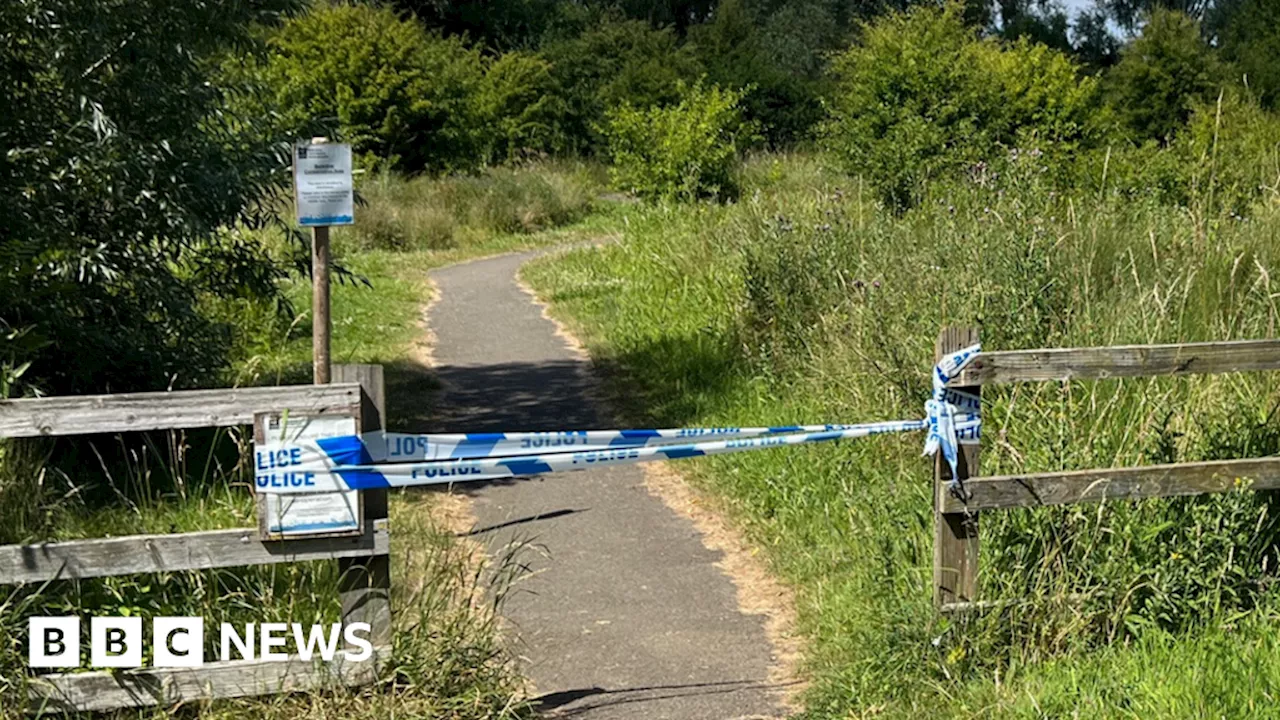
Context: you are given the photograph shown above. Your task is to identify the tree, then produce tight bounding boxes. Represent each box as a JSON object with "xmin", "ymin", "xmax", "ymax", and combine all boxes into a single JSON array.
[
  {"xmin": 822, "ymin": 3, "xmax": 1100, "ymax": 208},
  {"xmin": 1105, "ymin": 8, "xmax": 1223, "ymax": 142},
  {"xmin": 0, "ymin": 0, "xmax": 305, "ymax": 395},
  {"xmin": 691, "ymin": 0, "xmax": 824, "ymax": 145},
  {"xmin": 477, "ymin": 52, "xmax": 570, "ymax": 160},
  {"xmin": 1209, "ymin": 0, "xmax": 1280, "ymax": 109},
  {"xmin": 391, "ymin": 0, "xmax": 565, "ymax": 50},
  {"xmin": 263, "ymin": 5, "xmax": 486, "ymax": 173},
  {"xmin": 995, "ymin": 0, "xmax": 1072, "ymax": 52},
  {"xmin": 1072, "ymin": 8, "xmax": 1122, "ymax": 70},
  {"xmin": 541, "ymin": 17, "xmax": 704, "ymax": 153},
  {"xmin": 1099, "ymin": 0, "xmax": 1214, "ymax": 33}
]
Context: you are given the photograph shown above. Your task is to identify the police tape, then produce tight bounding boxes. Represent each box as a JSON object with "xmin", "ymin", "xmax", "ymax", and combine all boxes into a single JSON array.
[
  {"xmin": 369, "ymin": 423, "xmax": 939, "ymax": 464},
  {"xmin": 253, "ymin": 417, "xmax": 980, "ymax": 493},
  {"xmin": 253, "ymin": 344, "xmax": 982, "ymax": 495}
]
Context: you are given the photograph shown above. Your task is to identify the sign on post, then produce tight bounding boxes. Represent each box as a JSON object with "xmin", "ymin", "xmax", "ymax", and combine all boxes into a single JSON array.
[
  {"xmin": 293, "ymin": 141, "xmax": 354, "ymax": 227},
  {"xmin": 255, "ymin": 411, "xmax": 363, "ymax": 539},
  {"xmin": 292, "ymin": 138, "xmax": 354, "ymax": 384}
]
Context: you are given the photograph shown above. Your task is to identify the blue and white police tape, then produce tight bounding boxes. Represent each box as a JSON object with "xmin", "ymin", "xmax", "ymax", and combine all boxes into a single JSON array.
[
  {"xmin": 374, "ymin": 424, "xmax": 922, "ymax": 463},
  {"xmin": 252, "ymin": 344, "xmax": 983, "ymax": 494},
  {"xmin": 922, "ymin": 343, "xmax": 982, "ymax": 490},
  {"xmin": 253, "ymin": 418, "xmax": 983, "ymax": 493},
  {"xmin": 254, "ymin": 423, "xmax": 917, "ymax": 477}
]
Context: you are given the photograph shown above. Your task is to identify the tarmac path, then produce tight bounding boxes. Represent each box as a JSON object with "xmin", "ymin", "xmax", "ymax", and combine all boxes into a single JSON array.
[{"xmin": 422, "ymin": 250, "xmax": 785, "ymax": 719}]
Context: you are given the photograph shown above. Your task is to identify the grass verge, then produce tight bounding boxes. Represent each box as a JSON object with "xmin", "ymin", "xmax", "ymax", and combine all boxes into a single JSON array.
[
  {"xmin": 522, "ymin": 152, "xmax": 1280, "ymax": 718},
  {"xmin": 0, "ymin": 166, "xmax": 621, "ymax": 717}
]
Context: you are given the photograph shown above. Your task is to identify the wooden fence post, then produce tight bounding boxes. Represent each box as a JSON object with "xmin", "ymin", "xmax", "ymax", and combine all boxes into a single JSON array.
[
  {"xmin": 333, "ymin": 364, "xmax": 392, "ymax": 650},
  {"xmin": 934, "ymin": 327, "xmax": 981, "ymax": 609}
]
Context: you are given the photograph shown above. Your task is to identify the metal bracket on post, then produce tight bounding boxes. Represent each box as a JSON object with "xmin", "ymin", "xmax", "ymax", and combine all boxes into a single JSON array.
[{"xmin": 934, "ymin": 327, "xmax": 981, "ymax": 611}]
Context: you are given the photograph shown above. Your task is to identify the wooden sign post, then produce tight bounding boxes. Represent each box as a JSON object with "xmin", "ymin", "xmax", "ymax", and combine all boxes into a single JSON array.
[
  {"xmin": 312, "ymin": 225, "xmax": 331, "ymax": 384},
  {"xmin": 293, "ymin": 138, "xmax": 355, "ymax": 385}
]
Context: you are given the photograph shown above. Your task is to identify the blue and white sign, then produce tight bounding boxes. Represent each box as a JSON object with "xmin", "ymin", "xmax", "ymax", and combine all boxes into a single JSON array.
[
  {"xmin": 293, "ymin": 142, "xmax": 354, "ymax": 227},
  {"xmin": 255, "ymin": 412, "xmax": 362, "ymax": 537}
]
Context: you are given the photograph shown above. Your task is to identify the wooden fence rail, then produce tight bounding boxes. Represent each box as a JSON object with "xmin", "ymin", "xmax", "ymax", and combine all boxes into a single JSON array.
[
  {"xmin": 933, "ymin": 329, "xmax": 1280, "ymax": 611},
  {"xmin": 0, "ymin": 369, "xmax": 392, "ymax": 713},
  {"xmin": 0, "ymin": 383, "xmax": 362, "ymax": 438},
  {"xmin": 950, "ymin": 338, "xmax": 1280, "ymax": 386}
]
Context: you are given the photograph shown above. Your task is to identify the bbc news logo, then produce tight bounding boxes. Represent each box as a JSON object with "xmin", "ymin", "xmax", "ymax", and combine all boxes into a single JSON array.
[{"xmin": 28, "ymin": 617, "xmax": 374, "ymax": 668}]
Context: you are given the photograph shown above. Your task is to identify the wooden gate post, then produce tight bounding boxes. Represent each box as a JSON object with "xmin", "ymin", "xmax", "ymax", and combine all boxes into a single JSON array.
[
  {"xmin": 334, "ymin": 364, "xmax": 392, "ymax": 650},
  {"xmin": 934, "ymin": 327, "xmax": 981, "ymax": 609}
]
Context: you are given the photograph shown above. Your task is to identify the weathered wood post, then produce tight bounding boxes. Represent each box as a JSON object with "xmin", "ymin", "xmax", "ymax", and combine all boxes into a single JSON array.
[
  {"xmin": 312, "ymin": 225, "xmax": 331, "ymax": 384},
  {"xmin": 934, "ymin": 326, "xmax": 981, "ymax": 609},
  {"xmin": 333, "ymin": 363, "xmax": 393, "ymax": 650}
]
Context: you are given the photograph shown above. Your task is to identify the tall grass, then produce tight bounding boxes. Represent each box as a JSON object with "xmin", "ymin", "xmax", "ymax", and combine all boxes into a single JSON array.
[
  {"xmin": 523, "ymin": 152, "xmax": 1280, "ymax": 716},
  {"xmin": 342, "ymin": 160, "xmax": 606, "ymax": 252},
  {"xmin": 0, "ymin": 215, "xmax": 538, "ymax": 715},
  {"xmin": 0, "ymin": 413, "xmax": 529, "ymax": 718}
]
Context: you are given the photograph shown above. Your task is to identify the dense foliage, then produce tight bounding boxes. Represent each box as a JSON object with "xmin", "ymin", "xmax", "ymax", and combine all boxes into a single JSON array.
[
  {"xmin": 605, "ymin": 82, "xmax": 752, "ymax": 200},
  {"xmin": 1105, "ymin": 8, "xmax": 1222, "ymax": 142},
  {"xmin": 524, "ymin": 152, "xmax": 1280, "ymax": 718},
  {"xmin": 263, "ymin": 4, "xmax": 487, "ymax": 173},
  {"xmin": 822, "ymin": 5, "xmax": 1101, "ymax": 208},
  {"xmin": 0, "ymin": 0, "xmax": 304, "ymax": 395}
]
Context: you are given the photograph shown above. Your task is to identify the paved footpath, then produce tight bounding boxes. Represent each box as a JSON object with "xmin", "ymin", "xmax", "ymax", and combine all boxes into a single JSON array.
[{"xmin": 424, "ymin": 250, "xmax": 784, "ymax": 719}]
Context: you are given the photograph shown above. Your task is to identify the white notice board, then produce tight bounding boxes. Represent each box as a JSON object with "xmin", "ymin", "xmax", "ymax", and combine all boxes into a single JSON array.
[
  {"xmin": 256, "ymin": 412, "xmax": 362, "ymax": 539},
  {"xmin": 293, "ymin": 142, "xmax": 354, "ymax": 227}
]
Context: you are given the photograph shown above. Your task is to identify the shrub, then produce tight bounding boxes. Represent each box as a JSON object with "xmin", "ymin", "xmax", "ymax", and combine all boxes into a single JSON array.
[
  {"xmin": 0, "ymin": 0, "xmax": 304, "ymax": 396},
  {"xmin": 1105, "ymin": 9, "xmax": 1223, "ymax": 143},
  {"xmin": 1175, "ymin": 89, "xmax": 1280, "ymax": 214},
  {"xmin": 1212, "ymin": 0, "xmax": 1280, "ymax": 110},
  {"xmin": 821, "ymin": 3, "xmax": 1101, "ymax": 209},
  {"xmin": 340, "ymin": 161, "xmax": 604, "ymax": 251},
  {"xmin": 691, "ymin": 0, "xmax": 825, "ymax": 146},
  {"xmin": 605, "ymin": 81, "xmax": 753, "ymax": 201},
  {"xmin": 265, "ymin": 5, "xmax": 486, "ymax": 173},
  {"xmin": 541, "ymin": 17, "xmax": 704, "ymax": 154},
  {"xmin": 476, "ymin": 52, "xmax": 569, "ymax": 162},
  {"xmin": 1074, "ymin": 89, "xmax": 1280, "ymax": 213}
]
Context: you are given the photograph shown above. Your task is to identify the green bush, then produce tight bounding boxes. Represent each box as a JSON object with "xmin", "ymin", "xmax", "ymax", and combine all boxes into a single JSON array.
[
  {"xmin": 1175, "ymin": 90, "xmax": 1280, "ymax": 214},
  {"xmin": 0, "ymin": 0, "xmax": 304, "ymax": 396},
  {"xmin": 1105, "ymin": 9, "xmax": 1224, "ymax": 143},
  {"xmin": 691, "ymin": 0, "xmax": 825, "ymax": 147},
  {"xmin": 265, "ymin": 4, "xmax": 486, "ymax": 173},
  {"xmin": 821, "ymin": 3, "xmax": 1101, "ymax": 209},
  {"xmin": 1072, "ymin": 90, "xmax": 1280, "ymax": 214},
  {"xmin": 542, "ymin": 17, "xmax": 704, "ymax": 154},
  {"xmin": 476, "ymin": 51, "xmax": 569, "ymax": 162},
  {"xmin": 605, "ymin": 82, "xmax": 753, "ymax": 201},
  {"xmin": 1213, "ymin": 0, "xmax": 1280, "ymax": 110}
]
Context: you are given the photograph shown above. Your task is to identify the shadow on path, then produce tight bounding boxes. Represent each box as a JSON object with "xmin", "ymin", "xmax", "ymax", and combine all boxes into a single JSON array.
[
  {"xmin": 532, "ymin": 679, "xmax": 804, "ymax": 718},
  {"xmin": 424, "ymin": 359, "xmax": 602, "ymax": 433}
]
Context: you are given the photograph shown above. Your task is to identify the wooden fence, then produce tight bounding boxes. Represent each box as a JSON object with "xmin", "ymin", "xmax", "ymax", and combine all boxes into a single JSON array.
[
  {"xmin": 1, "ymin": 365, "xmax": 391, "ymax": 713},
  {"xmin": 933, "ymin": 329, "xmax": 1280, "ymax": 612}
]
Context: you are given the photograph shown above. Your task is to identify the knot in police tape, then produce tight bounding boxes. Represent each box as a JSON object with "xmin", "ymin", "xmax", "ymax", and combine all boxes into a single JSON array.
[
  {"xmin": 922, "ymin": 343, "xmax": 982, "ymax": 496},
  {"xmin": 252, "ymin": 346, "xmax": 982, "ymax": 495}
]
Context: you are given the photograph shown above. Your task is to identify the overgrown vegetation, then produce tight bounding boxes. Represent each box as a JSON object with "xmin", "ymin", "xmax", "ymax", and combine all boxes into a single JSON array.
[
  {"xmin": 6, "ymin": 0, "xmax": 1280, "ymax": 715},
  {"xmin": 605, "ymin": 82, "xmax": 752, "ymax": 200},
  {"xmin": 525, "ymin": 151, "xmax": 1280, "ymax": 717},
  {"xmin": 348, "ymin": 162, "xmax": 605, "ymax": 251}
]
